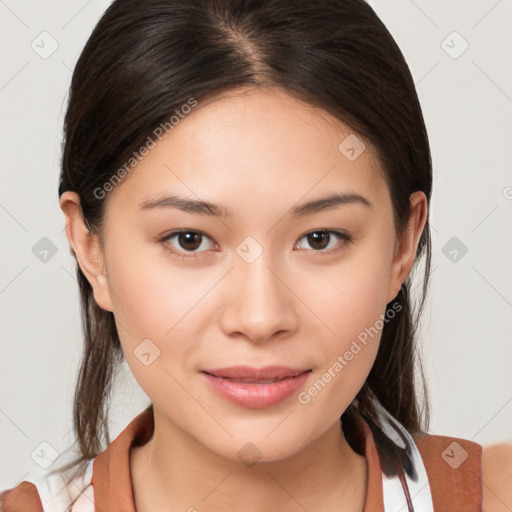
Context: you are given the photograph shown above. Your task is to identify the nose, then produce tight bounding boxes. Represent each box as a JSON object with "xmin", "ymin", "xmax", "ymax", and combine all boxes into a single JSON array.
[{"xmin": 219, "ymin": 253, "xmax": 298, "ymax": 344}]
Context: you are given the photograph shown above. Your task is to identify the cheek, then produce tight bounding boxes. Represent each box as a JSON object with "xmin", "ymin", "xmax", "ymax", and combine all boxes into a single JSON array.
[
  {"xmin": 301, "ymin": 250, "xmax": 390, "ymax": 348},
  {"xmin": 106, "ymin": 245, "xmax": 206, "ymax": 337},
  {"xmin": 297, "ymin": 284, "xmax": 384, "ymax": 418},
  {"xmin": 104, "ymin": 248, "xmax": 219, "ymax": 386},
  {"xmin": 294, "ymin": 250, "xmax": 390, "ymax": 410},
  {"xmin": 104, "ymin": 255, "xmax": 195, "ymax": 404}
]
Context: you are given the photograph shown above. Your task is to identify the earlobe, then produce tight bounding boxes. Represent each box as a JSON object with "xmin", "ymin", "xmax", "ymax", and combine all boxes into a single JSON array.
[
  {"xmin": 59, "ymin": 191, "xmax": 114, "ymax": 312},
  {"xmin": 386, "ymin": 191, "xmax": 428, "ymax": 304}
]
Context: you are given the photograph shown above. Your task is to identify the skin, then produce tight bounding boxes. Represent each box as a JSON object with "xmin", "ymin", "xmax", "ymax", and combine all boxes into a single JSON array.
[
  {"xmin": 61, "ymin": 85, "xmax": 430, "ymax": 511},
  {"xmin": 482, "ymin": 442, "xmax": 512, "ymax": 511}
]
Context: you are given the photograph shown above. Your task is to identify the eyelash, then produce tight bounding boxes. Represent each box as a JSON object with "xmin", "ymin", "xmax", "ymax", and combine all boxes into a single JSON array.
[{"xmin": 160, "ymin": 229, "xmax": 352, "ymax": 260}]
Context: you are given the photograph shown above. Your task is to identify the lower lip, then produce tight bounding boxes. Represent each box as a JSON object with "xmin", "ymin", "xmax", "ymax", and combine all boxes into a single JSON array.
[{"xmin": 202, "ymin": 371, "xmax": 311, "ymax": 408}]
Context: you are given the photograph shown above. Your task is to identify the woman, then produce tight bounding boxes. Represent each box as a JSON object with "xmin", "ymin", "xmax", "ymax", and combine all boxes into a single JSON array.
[{"xmin": 1, "ymin": 0, "xmax": 510, "ymax": 510}]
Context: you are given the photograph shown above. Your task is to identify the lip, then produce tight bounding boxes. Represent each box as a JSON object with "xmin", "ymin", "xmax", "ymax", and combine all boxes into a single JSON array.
[{"xmin": 201, "ymin": 365, "xmax": 312, "ymax": 408}]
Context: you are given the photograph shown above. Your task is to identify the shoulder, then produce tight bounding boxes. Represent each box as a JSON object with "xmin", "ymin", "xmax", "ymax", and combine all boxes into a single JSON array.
[
  {"xmin": 481, "ymin": 440, "xmax": 512, "ymax": 512},
  {"xmin": 0, "ymin": 481, "xmax": 44, "ymax": 512},
  {"xmin": 412, "ymin": 431, "xmax": 512, "ymax": 511},
  {"xmin": 412, "ymin": 430, "xmax": 483, "ymax": 510},
  {"xmin": 0, "ymin": 460, "xmax": 95, "ymax": 512}
]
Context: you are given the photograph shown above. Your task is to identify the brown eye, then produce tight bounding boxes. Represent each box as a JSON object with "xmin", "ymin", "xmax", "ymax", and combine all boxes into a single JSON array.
[
  {"xmin": 161, "ymin": 230, "xmax": 215, "ymax": 259},
  {"xmin": 306, "ymin": 231, "xmax": 330, "ymax": 250},
  {"xmin": 296, "ymin": 230, "xmax": 351, "ymax": 253},
  {"xmin": 176, "ymin": 231, "xmax": 203, "ymax": 251}
]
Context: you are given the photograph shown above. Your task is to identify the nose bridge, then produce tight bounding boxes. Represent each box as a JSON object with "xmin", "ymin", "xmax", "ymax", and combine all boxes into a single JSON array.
[{"xmin": 221, "ymin": 245, "xmax": 296, "ymax": 342}]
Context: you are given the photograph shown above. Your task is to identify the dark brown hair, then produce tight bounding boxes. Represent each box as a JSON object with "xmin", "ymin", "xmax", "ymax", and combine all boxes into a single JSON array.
[{"xmin": 54, "ymin": 0, "xmax": 432, "ymax": 501}]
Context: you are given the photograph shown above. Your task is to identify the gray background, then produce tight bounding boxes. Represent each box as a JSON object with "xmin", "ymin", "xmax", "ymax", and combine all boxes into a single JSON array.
[{"xmin": 1, "ymin": 0, "xmax": 511, "ymax": 489}]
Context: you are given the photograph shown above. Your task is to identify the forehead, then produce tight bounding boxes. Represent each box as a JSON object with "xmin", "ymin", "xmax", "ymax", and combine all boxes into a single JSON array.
[{"xmin": 105, "ymin": 86, "xmax": 387, "ymax": 215}]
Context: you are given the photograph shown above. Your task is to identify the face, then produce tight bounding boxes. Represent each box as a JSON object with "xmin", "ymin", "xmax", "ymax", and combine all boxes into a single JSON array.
[{"xmin": 65, "ymin": 86, "xmax": 423, "ymax": 463}]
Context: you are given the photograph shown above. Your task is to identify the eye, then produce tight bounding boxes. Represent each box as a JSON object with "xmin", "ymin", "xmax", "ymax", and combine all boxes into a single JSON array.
[
  {"xmin": 160, "ymin": 228, "xmax": 351, "ymax": 260},
  {"xmin": 160, "ymin": 230, "xmax": 216, "ymax": 259},
  {"xmin": 294, "ymin": 230, "xmax": 351, "ymax": 254}
]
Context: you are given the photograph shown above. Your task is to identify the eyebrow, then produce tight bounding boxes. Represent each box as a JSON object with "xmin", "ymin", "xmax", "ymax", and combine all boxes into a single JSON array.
[{"xmin": 139, "ymin": 192, "xmax": 372, "ymax": 218}]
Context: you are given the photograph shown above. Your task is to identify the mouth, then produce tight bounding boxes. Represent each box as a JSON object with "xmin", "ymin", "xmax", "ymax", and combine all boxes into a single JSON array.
[
  {"xmin": 200, "ymin": 366, "xmax": 312, "ymax": 408},
  {"xmin": 202, "ymin": 365, "xmax": 311, "ymax": 382}
]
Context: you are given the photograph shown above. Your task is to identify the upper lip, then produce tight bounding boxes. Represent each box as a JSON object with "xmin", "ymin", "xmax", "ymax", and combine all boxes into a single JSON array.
[{"xmin": 202, "ymin": 365, "xmax": 311, "ymax": 381}]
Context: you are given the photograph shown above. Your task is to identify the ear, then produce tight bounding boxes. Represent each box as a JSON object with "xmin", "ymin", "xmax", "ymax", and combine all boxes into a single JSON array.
[
  {"xmin": 60, "ymin": 191, "xmax": 114, "ymax": 312},
  {"xmin": 386, "ymin": 191, "xmax": 428, "ymax": 304}
]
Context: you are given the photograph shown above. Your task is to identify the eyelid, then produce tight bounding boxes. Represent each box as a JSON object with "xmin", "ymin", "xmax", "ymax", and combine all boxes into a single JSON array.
[
  {"xmin": 294, "ymin": 229, "xmax": 351, "ymax": 255},
  {"xmin": 159, "ymin": 228, "xmax": 352, "ymax": 259},
  {"xmin": 160, "ymin": 229, "xmax": 216, "ymax": 260}
]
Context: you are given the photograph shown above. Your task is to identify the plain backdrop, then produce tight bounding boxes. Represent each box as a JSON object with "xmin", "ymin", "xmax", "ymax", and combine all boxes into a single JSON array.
[{"xmin": 1, "ymin": 0, "xmax": 511, "ymax": 489}]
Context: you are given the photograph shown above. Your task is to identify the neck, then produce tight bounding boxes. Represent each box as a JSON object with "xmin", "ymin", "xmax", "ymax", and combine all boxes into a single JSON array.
[{"xmin": 131, "ymin": 409, "xmax": 368, "ymax": 512}]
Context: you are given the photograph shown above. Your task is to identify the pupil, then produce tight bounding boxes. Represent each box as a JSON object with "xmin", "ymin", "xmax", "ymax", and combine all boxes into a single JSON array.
[
  {"xmin": 309, "ymin": 231, "xmax": 328, "ymax": 250},
  {"xmin": 177, "ymin": 232, "xmax": 331, "ymax": 252},
  {"xmin": 179, "ymin": 232, "xmax": 201, "ymax": 250}
]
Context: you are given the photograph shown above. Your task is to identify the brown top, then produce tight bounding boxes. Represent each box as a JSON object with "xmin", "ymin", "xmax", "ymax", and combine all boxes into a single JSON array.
[{"xmin": 0, "ymin": 407, "xmax": 482, "ymax": 511}]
